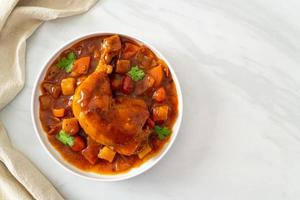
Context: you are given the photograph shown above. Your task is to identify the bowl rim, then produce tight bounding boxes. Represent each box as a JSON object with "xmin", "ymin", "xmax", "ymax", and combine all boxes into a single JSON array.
[{"xmin": 31, "ymin": 32, "xmax": 183, "ymax": 181}]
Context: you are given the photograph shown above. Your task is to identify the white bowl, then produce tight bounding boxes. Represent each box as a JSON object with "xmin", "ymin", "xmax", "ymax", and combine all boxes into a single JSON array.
[{"xmin": 31, "ymin": 32, "xmax": 183, "ymax": 181}]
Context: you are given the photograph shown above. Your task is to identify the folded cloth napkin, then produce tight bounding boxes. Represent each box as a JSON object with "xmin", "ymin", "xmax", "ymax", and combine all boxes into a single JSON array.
[{"xmin": 0, "ymin": 0, "xmax": 98, "ymax": 199}]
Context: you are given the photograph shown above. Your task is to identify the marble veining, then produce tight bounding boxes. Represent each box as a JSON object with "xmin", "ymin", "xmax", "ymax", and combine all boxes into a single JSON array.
[{"xmin": 1, "ymin": 0, "xmax": 300, "ymax": 199}]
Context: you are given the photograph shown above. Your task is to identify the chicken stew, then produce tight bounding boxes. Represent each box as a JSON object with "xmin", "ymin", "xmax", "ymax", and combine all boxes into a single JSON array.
[{"xmin": 39, "ymin": 34, "xmax": 178, "ymax": 174}]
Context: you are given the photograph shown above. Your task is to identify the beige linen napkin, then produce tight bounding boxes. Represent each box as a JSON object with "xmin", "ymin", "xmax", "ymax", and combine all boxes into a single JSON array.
[{"xmin": 0, "ymin": 0, "xmax": 98, "ymax": 199}]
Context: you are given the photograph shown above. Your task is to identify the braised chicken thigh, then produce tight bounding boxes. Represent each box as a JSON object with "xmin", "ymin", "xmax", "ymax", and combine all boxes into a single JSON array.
[{"xmin": 72, "ymin": 71, "xmax": 150, "ymax": 155}]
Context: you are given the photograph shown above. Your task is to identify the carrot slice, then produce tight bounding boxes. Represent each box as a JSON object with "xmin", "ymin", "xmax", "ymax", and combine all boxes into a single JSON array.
[
  {"xmin": 62, "ymin": 118, "xmax": 79, "ymax": 135},
  {"xmin": 52, "ymin": 108, "xmax": 65, "ymax": 117},
  {"xmin": 152, "ymin": 87, "xmax": 166, "ymax": 102},
  {"xmin": 152, "ymin": 105, "xmax": 169, "ymax": 121},
  {"xmin": 72, "ymin": 56, "xmax": 90, "ymax": 76}
]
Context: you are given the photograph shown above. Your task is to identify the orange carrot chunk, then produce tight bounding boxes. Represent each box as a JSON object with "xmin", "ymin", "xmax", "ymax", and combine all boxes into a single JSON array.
[
  {"xmin": 152, "ymin": 87, "xmax": 166, "ymax": 102},
  {"xmin": 148, "ymin": 65, "xmax": 163, "ymax": 87},
  {"xmin": 52, "ymin": 108, "xmax": 65, "ymax": 117},
  {"xmin": 62, "ymin": 118, "xmax": 79, "ymax": 135},
  {"xmin": 72, "ymin": 56, "xmax": 91, "ymax": 76},
  {"xmin": 152, "ymin": 105, "xmax": 169, "ymax": 122}
]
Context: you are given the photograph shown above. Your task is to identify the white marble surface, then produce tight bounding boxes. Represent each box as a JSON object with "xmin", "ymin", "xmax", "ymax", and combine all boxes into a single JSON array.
[{"xmin": 1, "ymin": 0, "xmax": 300, "ymax": 199}]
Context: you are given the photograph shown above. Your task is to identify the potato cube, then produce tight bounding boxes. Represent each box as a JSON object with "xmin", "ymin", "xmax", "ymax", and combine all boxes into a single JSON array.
[
  {"xmin": 152, "ymin": 105, "xmax": 169, "ymax": 121},
  {"xmin": 98, "ymin": 146, "xmax": 116, "ymax": 162},
  {"xmin": 61, "ymin": 77, "xmax": 76, "ymax": 95},
  {"xmin": 138, "ymin": 144, "xmax": 152, "ymax": 159},
  {"xmin": 62, "ymin": 118, "xmax": 79, "ymax": 135},
  {"xmin": 116, "ymin": 60, "xmax": 130, "ymax": 73}
]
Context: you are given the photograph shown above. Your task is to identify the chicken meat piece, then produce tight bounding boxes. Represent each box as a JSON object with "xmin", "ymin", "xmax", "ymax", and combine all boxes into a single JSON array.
[
  {"xmin": 97, "ymin": 34, "xmax": 122, "ymax": 72},
  {"xmin": 72, "ymin": 72, "xmax": 149, "ymax": 155},
  {"xmin": 72, "ymin": 35, "xmax": 150, "ymax": 155}
]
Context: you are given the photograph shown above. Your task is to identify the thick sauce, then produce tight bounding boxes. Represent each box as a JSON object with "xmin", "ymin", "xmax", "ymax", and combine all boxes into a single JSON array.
[{"xmin": 39, "ymin": 35, "xmax": 178, "ymax": 174}]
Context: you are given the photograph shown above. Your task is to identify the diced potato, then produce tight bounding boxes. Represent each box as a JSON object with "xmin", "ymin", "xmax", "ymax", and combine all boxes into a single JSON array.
[
  {"xmin": 62, "ymin": 118, "xmax": 79, "ymax": 135},
  {"xmin": 138, "ymin": 144, "xmax": 152, "ymax": 159},
  {"xmin": 148, "ymin": 65, "xmax": 163, "ymax": 87},
  {"xmin": 61, "ymin": 77, "xmax": 76, "ymax": 95},
  {"xmin": 152, "ymin": 105, "xmax": 169, "ymax": 121},
  {"xmin": 52, "ymin": 108, "xmax": 65, "ymax": 117},
  {"xmin": 116, "ymin": 60, "xmax": 130, "ymax": 73},
  {"xmin": 98, "ymin": 146, "xmax": 116, "ymax": 162}
]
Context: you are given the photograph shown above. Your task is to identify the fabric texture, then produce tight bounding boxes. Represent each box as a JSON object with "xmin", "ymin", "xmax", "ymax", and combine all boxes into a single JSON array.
[{"xmin": 0, "ymin": 0, "xmax": 98, "ymax": 199}]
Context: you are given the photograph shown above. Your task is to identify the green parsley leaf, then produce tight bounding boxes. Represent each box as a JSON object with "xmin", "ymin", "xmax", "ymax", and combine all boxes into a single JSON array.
[
  {"xmin": 154, "ymin": 125, "xmax": 171, "ymax": 140},
  {"xmin": 57, "ymin": 52, "xmax": 76, "ymax": 73},
  {"xmin": 67, "ymin": 51, "xmax": 76, "ymax": 60},
  {"xmin": 56, "ymin": 130, "xmax": 74, "ymax": 146},
  {"xmin": 127, "ymin": 66, "xmax": 145, "ymax": 81}
]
